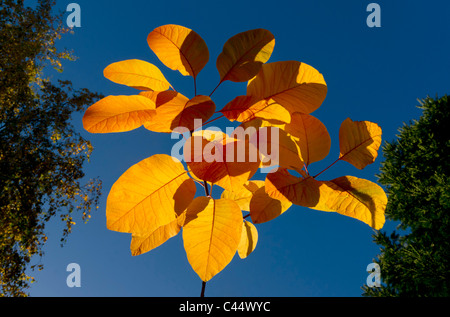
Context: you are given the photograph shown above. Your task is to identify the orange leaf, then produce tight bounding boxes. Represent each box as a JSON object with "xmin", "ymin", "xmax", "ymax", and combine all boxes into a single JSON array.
[
  {"xmin": 237, "ymin": 221, "xmax": 258, "ymax": 259},
  {"xmin": 339, "ymin": 118, "xmax": 382, "ymax": 169},
  {"xmin": 216, "ymin": 29, "xmax": 275, "ymax": 83},
  {"xmin": 249, "ymin": 185, "xmax": 292, "ymax": 224},
  {"xmin": 82, "ymin": 95, "xmax": 156, "ymax": 133},
  {"xmin": 147, "ymin": 24, "xmax": 209, "ymax": 78},
  {"xmin": 249, "ymin": 127, "xmax": 304, "ymax": 171},
  {"xmin": 182, "ymin": 197, "xmax": 243, "ymax": 282},
  {"xmin": 141, "ymin": 92, "xmax": 215, "ymax": 133},
  {"xmin": 103, "ymin": 59, "xmax": 171, "ymax": 91},
  {"xmin": 221, "ymin": 180, "xmax": 264, "ymax": 211},
  {"xmin": 265, "ymin": 168, "xmax": 321, "ymax": 207},
  {"xmin": 284, "ymin": 113, "xmax": 331, "ymax": 165},
  {"xmin": 312, "ymin": 176, "xmax": 387, "ymax": 229},
  {"xmin": 184, "ymin": 131, "xmax": 260, "ymax": 191},
  {"xmin": 106, "ymin": 154, "xmax": 196, "ymax": 236},
  {"xmin": 220, "ymin": 95, "xmax": 291, "ymax": 123},
  {"xmin": 247, "ymin": 61, "xmax": 327, "ymax": 114},
  {"xmin": 130, "ymin": 214, "xmax": 185, "ymax": 256}
]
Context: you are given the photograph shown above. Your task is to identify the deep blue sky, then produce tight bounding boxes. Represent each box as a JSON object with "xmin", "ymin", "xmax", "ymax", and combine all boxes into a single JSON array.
[{"xmin": 27, "ymin": 0, "xmax": 449, "ymax": 297}]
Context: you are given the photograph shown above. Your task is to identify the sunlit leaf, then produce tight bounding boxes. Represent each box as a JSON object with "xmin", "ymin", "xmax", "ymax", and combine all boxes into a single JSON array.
[
  {"xmin": 312, "ymin": 176, "xmax": 387, "ymax": 229},
  {"xmin": 130, "ymin": 213, "xmax": 186, "ymax": 256},
  {"xmin": 265, "ymin": 168, "xmax": 321, "ymax": 207},
  {"xmin": 183, "ymin": 197, "xmax": 243, "ymax": 282},
  {"xmin": 249, "ymin": 127, "xmax": 304, "ymax": 171},
  {"xmin": 106, "ymin": 154, "xmax": 196, "ymax": 235},
  {"xmin": 220, "ymin": 95, "xmax": 291, "ymax": 123},
  {"xmin": 249, "ymin": 185, "xmax": 292, "ymax": 224},
  {"xmin": 284, "ymin": 113, "xmax": 331, "ymax": 165},
  {"xmin": 339, "ymin": 118, "xmax": 382, "ymax": 169},
  {"xmin": 103, "ymin": 59, "xmax": 171, "ymax": 91},
  {"xmin": 184, "ymin": 131, "xmax": 260, "ymax": 191},
  {"xmin": 237, "ymin": 221, "xmax": 258, "ymax": 259},
  {"xmin": 147, "ymin": 24, "xmax": 209, "ymax": 78},
  {"xmin": 141, "ymin": 92, "xmax": 215, "ymax": 132},
  {"xmin": 221, "ymin": 180, "xmax": 264, "ymax": 211},
  {"xmin": 82, "ymin": 95, "xmax": 156, "ymax": 133},
  {"xmin": 217, "ymin": 29, "xmax": 275, "ymax": 83},
  {"xmin": 247, "ymin": 61, "xmax": 327, "ymax": 114}
]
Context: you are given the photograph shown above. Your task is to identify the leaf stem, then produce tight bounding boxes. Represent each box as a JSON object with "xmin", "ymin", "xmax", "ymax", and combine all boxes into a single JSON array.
[
  {"xmin": 202, "ymin": 114, "xmax": 225, "ymax": 127},
  {"xmin": 194, "ymin": 77, "xmax": 197, "ymax": 96},
  {"xmin": 209, "ymin": 80, "xmax": 223, "ymax": 97},
  {"xmin": 313, "ymin": 157, "xmax": 341, "ymax": 179},
  {"xmin": 203, "ymin": 180, "xmax": 210, "ymax": 196},
  {"xmin": 200, "ymin": 281, "xmax": 207, "ymax": 297}
]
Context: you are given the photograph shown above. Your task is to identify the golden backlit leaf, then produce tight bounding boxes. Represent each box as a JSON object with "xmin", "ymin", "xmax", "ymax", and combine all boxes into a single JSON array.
[
  {"xmin": 130, "ymin": 213, "xmax": 186, "ymax": 256},
  {"xmin": 221, "ymin": 180, "xmax": 264, "ymax": 211},
  {"xmin": 183, "ymin": 197, "xmax": 243, "ymax": 282},
  {"xmin": 184, "ymin": 132, "xmax": 260, "ymax": 191},
  {"xmin": 103, "ymin": 59, "xmax": 171, "ymax": 91},
  {"xmin": 237, "ymin": 221, "xmax": 258, "ymax": 259},
  {"xmin": 265, "ymin": 168, "xmax": 321, "ymax": 207},
  {"xmin": 249, "ymin": 185, "xmax": 292, "ymax": 224},
  {"xmin": 106, "ymin": 154, "xmax": 196, "ymax": 235},
  {"xmin": 284, "ymin": 113, "xmax": 331, "ymax": 165},
  {"xmin": 141, "ymin": 92, "xmax": 215, "ymax": 132},
  {"xmin": 247, "ymin": 61, "xmax": 327, "ymax": 114},
  {"xmin": 217, "ymin": 29, "xmax": 275, "ymax": 83},
  {"xmin": 312, "ymin": 176, "xmax": 387, "ymax": 229},
  {"xmin": 82, "ymin": 95, "xmax": 156, "ymax": 133},
  {"xmin": 339, "ymin": 118, "xmax": 382, "ymax": 169},
  {"xmin": 147, "ymin": 24, "xmax": 209, "ymax": 78},
  {"xmin": 220, "ymin": 95, "xmax": 291, "ymax": 123},
  {"xmin": 249, "ymin": 127, "xmax": 304, "ymax": 171}
]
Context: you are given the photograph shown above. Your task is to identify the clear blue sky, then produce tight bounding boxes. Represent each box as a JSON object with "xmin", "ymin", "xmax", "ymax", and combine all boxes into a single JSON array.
[{"xmin": 27, "ymin": 0, "xmax": 449, "ymax": 297}]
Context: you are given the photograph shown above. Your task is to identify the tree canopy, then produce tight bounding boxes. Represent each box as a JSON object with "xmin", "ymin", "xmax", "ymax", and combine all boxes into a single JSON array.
[
  {"xmin": 0, "ymin": 0, "xmax": 102, "ymax": 296},
  {"xmin": 363, "ymin": 95, "xmax": 450, "ymax": 297}
]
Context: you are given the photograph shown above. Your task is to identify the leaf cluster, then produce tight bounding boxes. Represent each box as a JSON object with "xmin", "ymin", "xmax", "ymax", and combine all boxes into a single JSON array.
[{"xmin": 83, "ymin": 25, "xmax": 387, "ymax": 289}]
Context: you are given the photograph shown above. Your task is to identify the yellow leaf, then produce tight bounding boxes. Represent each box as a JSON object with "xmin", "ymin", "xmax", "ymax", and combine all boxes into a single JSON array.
[
  {"xmin": 284, "ymin": 113, "xmax": 331, "ymax": 165},
  {"xmin": 249, "ymin": 185, "xmax": 292, "ymax": 224},
  {"xmin": 312, "ymin": 176, "xmax": 387, "ymax": 230},
  {"xmin": 103, "ymin": 59, "xmax": 171, "ymax": 91},
  {"xmin": 238, "ymin": 221, "xmax": 258, "ymax": 259},
  {"xmin": 247, "ymin": 61, "xmax": 327, "ymax": 114},
  {"xmin": 339, "ymin": 118, "xmax": 382, "ymax": 169},
  {"xmin": 106, "ymin": 154, "xmax": 196, "ymax": 235},
  {"xmin": 265, "ymin": 168, "xmax": 321, "ymax": 207},
  {"xmin": 249, "ymin": 127, "xmax": 304, "ymax": 171},
  {"xmin": 221, "ymin": 180, "xmax": 265, "ymax": 211},
  {"xmin": 82, "ymin": 95, "xmax": 156, "ymax": 133},
  {"xmin": 220, "ymin": 95, "xmax": 291, "ymax": 123},
  {"xmin": 184, "ymin": 132, "xmax": 260, "ymax": 191},
  {"xmin": 147, "ymin": 24, "xmax": 209, "ymax": 78},
  {"xmin": 217, "ymin": 29, "xmax": 275, "ymax": 83},
  {"xmin": 141, "ymin": 92, "xmax": 215, "ymax": 133},
  {"xmin": 130, "ymin": 213, "xmax": 185, "ymax": 256},
  {"xmin": 183, "ymin": 197, "xmax": 243, "ymax": 282}
]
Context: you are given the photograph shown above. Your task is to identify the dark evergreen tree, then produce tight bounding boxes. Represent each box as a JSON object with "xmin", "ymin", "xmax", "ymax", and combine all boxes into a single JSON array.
[{"xmin": 363, "ymin": 95, "xmax": 449, "ymax": 297}]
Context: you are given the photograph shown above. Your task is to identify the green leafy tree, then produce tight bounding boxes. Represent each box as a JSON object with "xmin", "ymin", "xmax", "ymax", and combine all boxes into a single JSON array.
[
  {"xmin": 363, "ymin": 95, "xmax": 450, "ymax": 297},
  {"xmin": 0, "ymin": 0, "xmax": 102, "ymax": 296}
]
